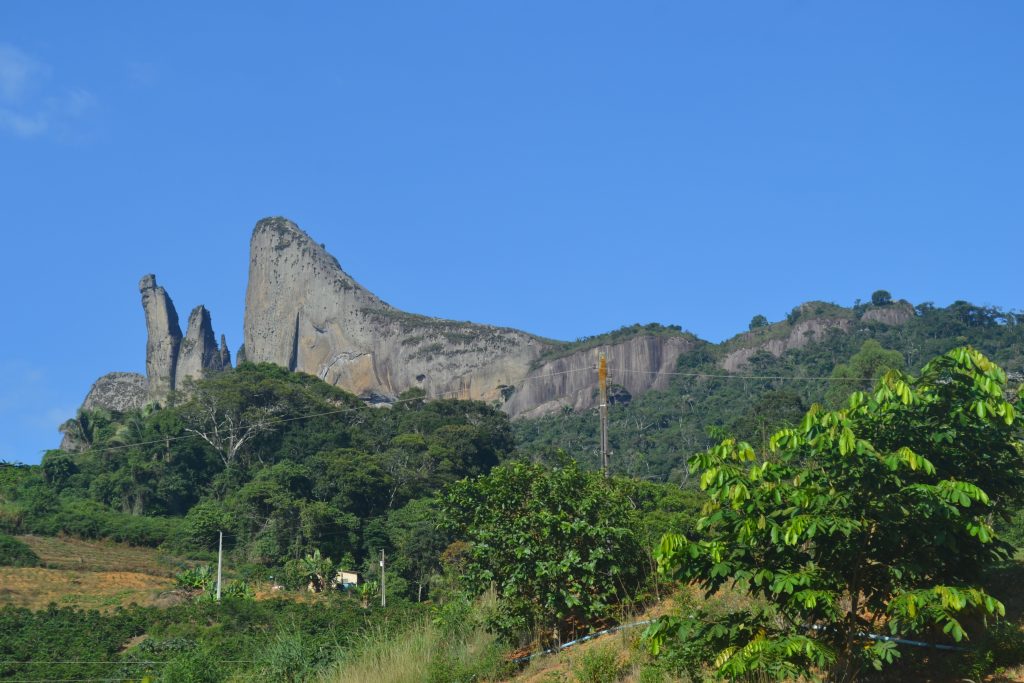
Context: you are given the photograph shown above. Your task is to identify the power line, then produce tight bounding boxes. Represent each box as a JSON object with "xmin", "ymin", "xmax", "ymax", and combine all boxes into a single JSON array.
[
  {"xmin": 1, "ymin": 679, "xmax": 140, "ymax": 682},
  {"xmin": 607, "ymin": 366, "xmax": 883, "ymax": 381},
  {"xmin": 60, "ymin": 366, "xmax": 595, "ymax": 458},
  {"xmin": 45, "ymin": 363, "xmax": 900, "ymax": 461},
  {"xmin": 0, "ymin": 660, "xmax": 256, "ymax": 666}
]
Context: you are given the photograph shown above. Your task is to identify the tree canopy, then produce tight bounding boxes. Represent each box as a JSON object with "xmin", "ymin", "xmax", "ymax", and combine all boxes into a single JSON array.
[
  {"xmin": 647, "ymin": 347, "xmax": 1024, "ymax": 682},
  {"xmin": 441, "ymin": 460, "xmax": 649, "ymax": 644}
]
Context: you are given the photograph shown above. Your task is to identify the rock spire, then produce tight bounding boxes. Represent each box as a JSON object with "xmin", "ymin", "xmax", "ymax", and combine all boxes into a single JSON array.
[
  {"xmin": 176, "ymin": 305, "xmax": 226, "ymax": 385},
  {"xmin": 138, "ymin": 275, "xmax": 229, "ymax": 402},
  {"xmin": 139, "ymin": 274, "xmax": 182, "ymax": 400}
]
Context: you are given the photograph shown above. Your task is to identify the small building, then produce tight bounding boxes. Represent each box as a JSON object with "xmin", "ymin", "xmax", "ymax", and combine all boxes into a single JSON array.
[{"xmin": 332, "ymin": 570, "xmax": 359, "ymax": 590}]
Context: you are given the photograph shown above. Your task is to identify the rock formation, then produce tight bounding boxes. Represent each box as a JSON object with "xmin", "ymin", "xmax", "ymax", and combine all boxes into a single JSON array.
[
  {"xmin": 242, "ymin": 218, "xmax": 697, "ymax": 416},
  {"xmin": 70, "ymin": 216, "xmax": 936, "ymax": 437},
  {"xmin": 81, "ymin": 372, "xmax": 148, "ymax": 413},
  {"xmin": 59, "ymin": 372, "xmax": 149, "ymax": 449},
  {"xmin": 139, "ymin": 274, "xmax": 182, "ymax": 400},
  {"xmin": 219, "ymin": 335, "xmax": 232, "ymax": 369},
  {"xmin": 176, "ymin": 305, "xmax": 227, "ymax": 385},
  {"xmin": 503, "ymin": 334, "xmax": 697, "ymax": 417},
  {"xmin": 69, "ymin": 275, "xmax": 232, "ymax": 414},
  {"xmin": 721, "ymin": 317, "xmax": 852, "ymax": 372},
  {"xmin": 861, "ymin": 301, "xmax": 915, "ymax": 326},
  {"xmin": 137, "ymin": 279, "xmax": 229, "ymax": 400},
  {"xmin": 243, "ymin": 217, "xmax": 548, "ymax": 407}
]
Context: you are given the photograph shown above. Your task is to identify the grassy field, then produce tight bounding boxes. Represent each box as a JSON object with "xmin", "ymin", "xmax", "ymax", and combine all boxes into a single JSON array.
[
  {"xmin": 0, "ymin": 535, "xmax": 326, "ymax": 612},
  {"xmin": 0, "ymin": 566, "xmax": 176, "ymax": 610},
  {"xmin": 16, "ymin": 534, "xmax": 197, "ymax": 576},
  {"xmin": 0, "ymin": 535, "xmax": 193, "ymax": 611}
]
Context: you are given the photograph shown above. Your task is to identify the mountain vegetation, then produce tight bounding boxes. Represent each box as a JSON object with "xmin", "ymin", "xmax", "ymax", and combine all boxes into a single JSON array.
[
  {"xmin": 0, "ymin": 296, "xmax": 1022, "ymax": 682},
  {"xmin": 516, "ymin": 300, "xmax": 1024, "ymax": 483}
]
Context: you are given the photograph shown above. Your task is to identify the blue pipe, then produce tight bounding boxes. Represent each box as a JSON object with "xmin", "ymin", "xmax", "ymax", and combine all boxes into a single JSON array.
[
  {"xmin": 511, "ymin": 619, "xmax": 970, "ymax": 664},
  {"xmin": 807, "ymin": 623, "xmax": 970, "ymax": 652},
  {"xmin": 511, "ymin": 620, "xmax": 652, "ymax": 663}
]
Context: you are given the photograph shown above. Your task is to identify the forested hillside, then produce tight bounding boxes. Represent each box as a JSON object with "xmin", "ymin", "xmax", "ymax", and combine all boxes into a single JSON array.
[{"xmin": 517, "ymin": 298, "xmax": 1024, "ymax": 481}]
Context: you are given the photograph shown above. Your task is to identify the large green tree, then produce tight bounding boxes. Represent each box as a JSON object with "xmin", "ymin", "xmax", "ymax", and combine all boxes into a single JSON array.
[
  {"xmin": 647, "ymin": 347, "xmax": 1024, "ymax": 682},
  {"xmin": 441, "ymin": 459, "xmax": 648, "ymax": 644}
]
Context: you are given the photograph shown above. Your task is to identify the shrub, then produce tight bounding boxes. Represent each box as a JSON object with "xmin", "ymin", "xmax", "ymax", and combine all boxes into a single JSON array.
[
  {"xmin": 442, "ymin": 461, "xmax": 649, "ymax": 644},
  {"xmin": 573, "ymin": 645, "xmax": 624, "ymax": 683},
  {"xmin": 0, "ymin": 533, "xmax": 40, "ymax": 567},
  {"xmin": 19, "ymin": 498, "xmax": 180, "ymax": 547}
]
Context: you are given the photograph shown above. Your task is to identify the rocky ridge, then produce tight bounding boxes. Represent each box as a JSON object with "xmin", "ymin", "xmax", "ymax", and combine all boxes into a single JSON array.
[
  {"xmin": 720, "ymin": 301, "xmax": 916, "ymax": 372},
  {"xmin": 242, "ymin": 218, "xmax": 696, "ymax": 416},
  {"xmin": 71, "ymin": 217, "xmax": 919, "ymax": 424}
]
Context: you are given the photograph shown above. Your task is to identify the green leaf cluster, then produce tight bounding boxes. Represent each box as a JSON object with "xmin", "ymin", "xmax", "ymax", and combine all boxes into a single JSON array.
[
  {"xmin": 649, "ymin": 347, "xmax": 1024, "ymax": 682},
  {"xmin": 441, "ymin": 460, "xmax": 649, "ymax": 644}
]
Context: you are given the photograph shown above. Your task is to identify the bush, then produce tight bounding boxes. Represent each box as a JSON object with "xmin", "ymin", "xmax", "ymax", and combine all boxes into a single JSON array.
[
  {"xmin": 174, "ymin": 500, "xmax": 229, "ymax": 551},
  {"xmin": 19, "ymin": 499, "xmax": 180, "ymax": 547},
  {"xmin": 0, "ymin": 533, "xmax": 40, "ymax": 567},
  {"xmin": 573, "ymin": 645, "xmax": 624, "ymax": 683},
  {"xmin": 871, "ymin": 289, "xmax": 893, "ymax": 306}
]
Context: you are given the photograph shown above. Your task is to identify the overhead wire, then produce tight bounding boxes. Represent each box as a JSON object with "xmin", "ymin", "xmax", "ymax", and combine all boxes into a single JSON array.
[
  {"xmin": 0, "ymin": 659, "xmax": 255, "ymax": 666},
  {"xmin": 55, "ymin": 366, "xmax": 595, "ymax": 459},
  {"xmin": 43, "ymin": 363, "xmax": 894, "ymax": 461},
  {"xmin": 606, "ymin": 366, "xmax": 884, "ymax": 381}
]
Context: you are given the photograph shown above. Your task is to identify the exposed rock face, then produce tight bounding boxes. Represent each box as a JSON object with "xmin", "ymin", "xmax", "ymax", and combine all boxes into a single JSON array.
[
  {"xmin": 504, "ymin": 335, "xmax": 697, "ymax": 418},
  {"xmin": 241, "ymin": 217, "xmax": 701, "ymax": 417},
  {"xmin": 176, "ymin": 305, "xmax": 226, "ymax": 384},
  {"xmin": 60, "ymin": 372, "xmax": 149, "ymax": 450},
  {"xmin": 81, "ymin": 372, "xmax": 149, "ymax": 412},
  {"xmin": 219, "ymin": 335, "xmax": 232, "ymax": 369},
  {"xmin": 244, "ymin": 217, "xmax": 551, "ymax": 406},
  {"xmin": 861, "ymin": 302, "xmax": 915, "ymax": 326},
  {"xmin": 139, "ymin": 274, "xmax": 182, "ymax": 400},
  {"xmin": 722, "ymin": 318, "xmax": 851, "ymax": 372}
]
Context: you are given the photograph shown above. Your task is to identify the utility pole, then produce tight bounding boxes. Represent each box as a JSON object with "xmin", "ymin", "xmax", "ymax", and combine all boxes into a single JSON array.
[
  {"xmin": 216, "ymin": 531, "xmax": 223, "ymax": 602},
  {"xmin": 380, "ymin": 549, "xmax": 386, "ymax": 608},
  {"xmin": 599, "ymin": 353, "xmax": 609, "ymax": 477}
]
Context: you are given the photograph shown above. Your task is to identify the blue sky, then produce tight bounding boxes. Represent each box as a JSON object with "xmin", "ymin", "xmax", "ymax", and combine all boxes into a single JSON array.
[{"xmin": 2, "ymin": 2, "xmax": 1022, "ymax": 464}]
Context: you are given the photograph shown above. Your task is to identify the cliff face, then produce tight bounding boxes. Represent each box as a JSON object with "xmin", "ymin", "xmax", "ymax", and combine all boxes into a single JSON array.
[
  {"xmin": 69, "ymin": 215, "xmax": 931, "ymax": 435},
  {"xmin": 243, "ymin": 217, "xmax": 550, "ymax": 405},
  {"xmin": 720, "ymin": 301, "xmax": 915, "ymax": 372},
  {"xmin": 504, "ymin": 335, "xmax": 697, "ymax": 418},
  {"xmin": 721, "ymin": 318, "xmax": 852, "ymax": 372},
  {"xmin": 241, "ymin": 218, "xmax": 701, "ymax": 416},
  {"xmin": 861, "ymin": 302, "xmax": 915, "ymax": 325}
]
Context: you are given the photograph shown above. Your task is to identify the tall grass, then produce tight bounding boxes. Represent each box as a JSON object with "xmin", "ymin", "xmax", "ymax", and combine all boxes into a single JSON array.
[
  {"xmin": 317, "ymin": 593, "xmax": 510, "ymax": 683},
  {"xmin": 317, "ymin": 619, "xmax": 441, "ymax": 683}
]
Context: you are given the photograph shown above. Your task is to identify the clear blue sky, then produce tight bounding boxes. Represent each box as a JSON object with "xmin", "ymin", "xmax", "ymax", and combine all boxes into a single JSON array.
[{"xmin": 2, "ymin": 2, "xmax": 1022, "ymax": 464}]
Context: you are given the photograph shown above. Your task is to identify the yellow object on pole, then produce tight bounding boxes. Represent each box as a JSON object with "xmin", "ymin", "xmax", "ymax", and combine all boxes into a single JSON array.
[{"xmin": 599, "ymin": 353, "xmax": 609, "ymax": 477}]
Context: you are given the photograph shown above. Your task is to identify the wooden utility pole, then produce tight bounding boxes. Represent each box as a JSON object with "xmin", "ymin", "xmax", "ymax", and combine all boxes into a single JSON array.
[{"xmin": 599, "ymin": 353, "xmax": 609, "ymax": 477}]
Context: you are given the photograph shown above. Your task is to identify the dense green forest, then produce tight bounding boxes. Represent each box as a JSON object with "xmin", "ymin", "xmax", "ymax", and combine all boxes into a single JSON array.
[{"xmin": 1, "ymin": 297, "xmax": 1023, "ymax": 682}]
